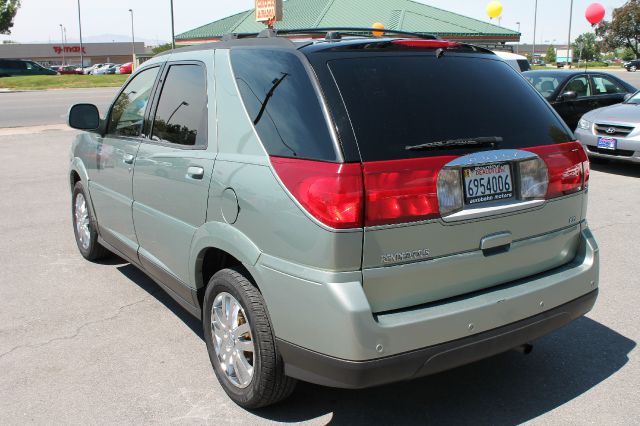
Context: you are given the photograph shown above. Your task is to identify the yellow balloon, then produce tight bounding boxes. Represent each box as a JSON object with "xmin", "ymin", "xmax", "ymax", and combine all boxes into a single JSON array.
[
  {"xmin": 486, "ymin": 1, "xmax": 503, "ymax": 19},
  {"xmin": 372, "ymin": 22, "xmax": 385, "ymax": 37}
]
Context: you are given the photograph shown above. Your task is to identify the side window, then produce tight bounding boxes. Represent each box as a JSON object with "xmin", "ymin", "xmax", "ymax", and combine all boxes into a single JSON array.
[
  {"xmin": 564, "ymin": 76, "xmax": 591, "ymax": 98},
  {"xmin": 108, "ymin": 66, "xmax": 159, "ymax": 137},
  {"xmin": 592, "ymin": 76, "xmax": 627, "ymax": 95},
  {"xmin": 25, "ymin": 62, "xmax": 33, "ymax": 70},
  {"xmin": 151, "ymin": 64, "xmax": 207, "ymax": 147},
  {"xmin": 232, "ymin": 49, "xmax": 338, "ymax": 161}
]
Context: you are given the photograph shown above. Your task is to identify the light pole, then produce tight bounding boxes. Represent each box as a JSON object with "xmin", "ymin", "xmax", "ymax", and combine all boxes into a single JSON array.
[
  {"xmin": 170, "ymin": 0, "xmax": 176, "ymax": 50},
  {"xmin": 59, "ymin": 24, "xmax": 66, "ymax": 65},
  {"xmin": 129, "ymin": 9, "xmax": 135, "ymax": 69},
  {"xmin": 516, "ymin": 21, "xmax": 521, "ymax": 54},
  {"xmin": 567, "ymin": 0, "xmax": 574, "ymax": 68},
  {"xmin": 532, "ymin": 0, "xmax": 538, "ymax": 63},
  {"xmin": 77, "ymin": 0, "xmax": 84, "ymax": 68}
]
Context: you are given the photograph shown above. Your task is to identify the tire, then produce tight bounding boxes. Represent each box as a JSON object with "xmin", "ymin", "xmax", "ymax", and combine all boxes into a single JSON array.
[
  {"xmin": 203, "ymin": 268, "xmax": 296, "ymax": 409},
  {"xmin": 72, "ymin": 181, "xmax": 110, "ymax": 261},
  {"xmin": 631, "ymin": 66, "xmax": 637, "ymax": 72}
]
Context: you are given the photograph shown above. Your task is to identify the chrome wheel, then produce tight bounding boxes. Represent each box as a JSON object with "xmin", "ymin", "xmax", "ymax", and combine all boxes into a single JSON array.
[
  {"xmin": 211, "ymin": 292, "xmax": 255, "ymax": 388},
  {"xmin": 74, "ymin": 193, "xmax": 91, "ymax": 250}
]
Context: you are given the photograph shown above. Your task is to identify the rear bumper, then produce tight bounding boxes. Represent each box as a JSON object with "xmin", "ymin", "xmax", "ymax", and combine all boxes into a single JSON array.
[
  {"xmin": 255, "ymin": 225, "xmax": 599, "ymax": 365},
  {"xmin": 278, "ymin": 289, "xmax": 597, "ymax": 389}
]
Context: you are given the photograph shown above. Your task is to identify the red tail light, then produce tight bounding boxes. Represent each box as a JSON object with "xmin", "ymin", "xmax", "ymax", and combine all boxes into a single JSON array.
[
  {"xmin": 525, "ymin": 141, "xmax": 589, "ymax": 199},
  {"xmin": 270, "ymin": 157, "xmax": 363, "ymax": 229},
  {"xmin": 363, "ymin": 157, "xmax": 456, "ymax": 226},
  {"xmin": 391, "ymin": 40, "xmax": 460, "ymax": 49}
]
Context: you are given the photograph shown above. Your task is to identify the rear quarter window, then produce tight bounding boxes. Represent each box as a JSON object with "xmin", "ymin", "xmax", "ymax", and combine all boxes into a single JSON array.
[
  {"xmin": 325, "ymin": 55, "xmax": 572, "ymax": 161},
  {"xmin": 231, "ymin": 49, "xmax": 338, "ymax": 161}
]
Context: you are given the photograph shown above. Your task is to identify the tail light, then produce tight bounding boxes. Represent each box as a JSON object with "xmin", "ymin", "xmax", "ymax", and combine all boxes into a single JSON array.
[
  {"xmin": 270, "ymin": 157, "xmax": 363, "ymax": 229},
  {"xmin": 362, "ymin": 157, "xmax": 455, "ymax": 226},
  {"xmin": 271, "ymin": 142, "xmax": 588, "ymax": 229},
  {"xmin": 525, "ymin": 142, "xmax": 589, "ymax": 199}
]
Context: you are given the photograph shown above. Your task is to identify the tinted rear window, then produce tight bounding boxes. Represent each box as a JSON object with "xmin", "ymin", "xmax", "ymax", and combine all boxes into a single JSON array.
[
  {"xmin": 232, "ymin": 49, "xmax": 338, "ymax": 161},
  {"xmin": 327, "ymin": 55, "xmax": 572, "ymax": 161},
  {"xmin": 517, "ymin": 59, "xmax": 531, "ymax": 72}
]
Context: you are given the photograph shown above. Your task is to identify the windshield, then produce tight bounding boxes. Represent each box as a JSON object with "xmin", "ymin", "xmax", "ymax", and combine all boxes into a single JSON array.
[
  {"xmin": 326, "ymin": 55, "xmax": 572, "ymax": 161},
  {"xmin": 625, "ymin": 91, "xmax": 640, "ymax": 104}
]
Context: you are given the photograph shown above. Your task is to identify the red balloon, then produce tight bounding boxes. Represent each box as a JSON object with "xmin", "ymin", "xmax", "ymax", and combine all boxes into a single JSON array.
[{"xmin": 586, "ymin": 3, "xmax": 605, "ymax": 25}]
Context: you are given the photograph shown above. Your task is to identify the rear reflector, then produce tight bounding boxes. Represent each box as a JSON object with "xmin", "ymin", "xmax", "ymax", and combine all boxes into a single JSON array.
[
  {"xmin": 270, "ymin": 157, "xmax": 363, "ymax": 229},
  {"xmin": 525, "ymin": 141, "xmax": 589, "ymax": 199},
  {"xmin": 363, "ymin": 157, "xmax": 456, "ymax": 226}
]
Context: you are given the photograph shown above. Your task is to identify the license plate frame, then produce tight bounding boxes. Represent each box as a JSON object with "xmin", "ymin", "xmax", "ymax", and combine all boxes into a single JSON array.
[
  {"xmin": 463, "ymin": 163, "xmax": 514, "ymax": 206},
  {"xmin": 597, "ymin": 137, "xmax": 617, "ymax": 150}
]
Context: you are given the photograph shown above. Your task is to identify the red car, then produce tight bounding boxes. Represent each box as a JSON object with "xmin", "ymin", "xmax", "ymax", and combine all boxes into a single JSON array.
[
  {"xmin": 58, "ymin": 65, "xmax": 82, "ymax": 75},
  {"xmin": 118, "ymin": 62, "xmax": 133, "ymax": 74}
]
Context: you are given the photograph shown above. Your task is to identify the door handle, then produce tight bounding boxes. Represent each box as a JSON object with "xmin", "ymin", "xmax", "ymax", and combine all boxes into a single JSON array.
[
  {"xmin": 480, "ymin": 231, "xmax": 512, "ymax": 251},
  {"xmin": 187, "ymin": 166, "xmax": 205, "ymax": 180},
  {"xmin": 123, "ymin": 154, "xmax": 135, "ymax": 164}
]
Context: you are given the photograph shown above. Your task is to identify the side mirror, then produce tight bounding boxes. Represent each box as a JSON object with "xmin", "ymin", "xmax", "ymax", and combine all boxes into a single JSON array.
[
  {"xmin": 68, "ymin": 103, "xmax": 100, "ymax": 131},
  {"xmin": 559, "ymin": 91, "xmax": 578, "ymax": 102},
  {"xmin": 624, "ymin": 93, "xmax": 633, "ymax": 102}
]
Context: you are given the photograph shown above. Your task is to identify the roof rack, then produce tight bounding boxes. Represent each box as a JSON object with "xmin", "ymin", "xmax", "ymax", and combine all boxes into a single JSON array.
[{"xmin": 222, "ymin": 27, "xmax": 440, "ymax": 42}]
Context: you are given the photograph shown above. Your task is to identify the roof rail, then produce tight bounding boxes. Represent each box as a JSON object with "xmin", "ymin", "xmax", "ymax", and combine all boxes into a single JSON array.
[{"xmin": 225, "ymin": 27, "xmax": 440, "ymax": 41}]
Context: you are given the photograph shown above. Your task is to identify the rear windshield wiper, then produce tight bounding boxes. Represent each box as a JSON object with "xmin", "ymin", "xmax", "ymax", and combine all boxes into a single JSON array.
[{"xmin": 405, "ymin": 136, "xmax": 503, "ymax": 151}]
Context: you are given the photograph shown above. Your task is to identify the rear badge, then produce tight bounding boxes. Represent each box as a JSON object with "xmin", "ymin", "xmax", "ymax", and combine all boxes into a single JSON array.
[{"xmin": 381, "ymin": 248, "xmax": 430, "ymax": 264}]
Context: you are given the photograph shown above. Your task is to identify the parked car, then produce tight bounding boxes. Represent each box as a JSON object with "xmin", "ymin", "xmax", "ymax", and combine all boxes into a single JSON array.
[
  {"xmin": 0, "ymin": 59, "xmax": 58, "ymax": 77},
  {"xmin": 49, "ymin": 65, "xmax": 63, "ymax": 73},
  {"xmin": 68, "ymin": 31, "xmax": 599, "ymax": 409},
  {"xmin": 82, "ymin": 64, "xmax": 101, "ymax": 75},
  {"xmin": 623, "ymin": 59, "xmax": 640, "ymax": 72},
  {"xmin": 523, "ymin": 70, "xmax": 636, "ymax": 130},
  {"xmin": 493, "ymin": 51, "xmax": 531, "ymax": 72},
  {"xmin": 118, "ymin": 62, "xmax": 133, "ymax": 74},
  {"xmin": 104, "ymin": 64, "xmax": 121, "ymax": 75},
  {"xmin": 575, "ymin": 90, "xmax": 640, "ymax": 162},
  {"xmin": 92, "ymin": 63, "xmax": 115, "ymax": 75},
  {"xmin": 58, "ymin": 65, "xmax": 82, "ymax": 75}
]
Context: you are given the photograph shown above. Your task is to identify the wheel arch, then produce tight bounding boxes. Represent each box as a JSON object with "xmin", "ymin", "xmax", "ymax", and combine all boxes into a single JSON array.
[{"xmin": 190, "ymin": 222, "xmax": 262, "ymax": 304}]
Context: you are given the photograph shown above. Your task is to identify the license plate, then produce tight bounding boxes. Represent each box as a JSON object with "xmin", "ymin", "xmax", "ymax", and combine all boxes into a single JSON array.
[
  {"xmin": 463, "ymin": 163, "xmax": 514, "ymax": 205},
  {"xmin": 597, "ymin": 137, "xmax": 617, "ymax": 150}
]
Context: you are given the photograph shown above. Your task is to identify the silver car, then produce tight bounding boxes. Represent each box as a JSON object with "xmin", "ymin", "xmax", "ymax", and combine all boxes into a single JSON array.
[{"xmin": 576, "ymin": 91, "xmax": 640, "ymax": 163}]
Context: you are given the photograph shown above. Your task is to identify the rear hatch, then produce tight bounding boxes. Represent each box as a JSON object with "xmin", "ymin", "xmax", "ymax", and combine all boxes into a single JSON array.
[{"xmin": 307, "ymin": 42, "xmax": 589, "ymax": 312}]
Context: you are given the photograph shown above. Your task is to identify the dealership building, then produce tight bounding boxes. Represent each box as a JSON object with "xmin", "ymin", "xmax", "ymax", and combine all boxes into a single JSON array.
[
  {"xmin": 0, "ymin": 42, "xmax": 150, "ymax": 67},
  {"xmin": 176, "ymin": 0, "xmax": 520, "ymax": 49}
]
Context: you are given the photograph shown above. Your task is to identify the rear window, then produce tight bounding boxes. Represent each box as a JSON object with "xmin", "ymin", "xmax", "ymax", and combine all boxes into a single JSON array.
[
  {"xmin": 231, "ymin": 49, "xmax": 338, "ymax": 161},
  {"xmin": 517, "ymin": 59, "xmax": 531, "ymax": 72},
  {"xmin": 326, "ymin": 55, "xmax": 572, "ymax": 161}
]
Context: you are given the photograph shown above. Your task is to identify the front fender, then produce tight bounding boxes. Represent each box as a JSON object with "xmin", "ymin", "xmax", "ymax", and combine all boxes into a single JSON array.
[{"xmin": 189, "ymin": 221, "xmax": 262, "ymax": 289}]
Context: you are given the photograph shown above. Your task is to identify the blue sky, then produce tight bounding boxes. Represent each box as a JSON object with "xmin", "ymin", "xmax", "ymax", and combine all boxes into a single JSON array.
[{"xmin": 0, "ymin": 0, "xmax": 628, "ymax": 45}]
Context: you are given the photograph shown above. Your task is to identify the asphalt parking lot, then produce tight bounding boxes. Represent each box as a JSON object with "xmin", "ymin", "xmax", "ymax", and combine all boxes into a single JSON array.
[{"xmin": 0, "ymin": 76, "xmax": 639, "ymax": 424}]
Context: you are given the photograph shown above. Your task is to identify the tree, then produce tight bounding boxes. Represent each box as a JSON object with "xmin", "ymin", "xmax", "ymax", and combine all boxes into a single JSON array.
[
  {"xmin": 545, "ymin": 46, "xmax": 557, "ymax": 63},
  {"xmin": 596, "ymin": 0, "xmax": 640, "ymax": 57},
  {"xmin": 0, "ymin": 0, "xmax": 20, "ymax": 34},
  {"xmin": 152, "ymin": 43, "xmax": 172, "ymax": 55},
  {"xmin": 572, "ymin": 32, "xmax": 601, "ymax": 62},
  {"xmin": 622, "ymin": 47, "xmax": 636, "ymax": 60}
]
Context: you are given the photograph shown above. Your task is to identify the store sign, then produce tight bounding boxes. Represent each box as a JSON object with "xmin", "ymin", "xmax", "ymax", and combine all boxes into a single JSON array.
[
  {"xmin": 255, "ymin": 0, "xmax": 283, "ymax": 23},
  {"xmin": 53, "ymin": 46, "xmax": 87, "ymax": 55}
]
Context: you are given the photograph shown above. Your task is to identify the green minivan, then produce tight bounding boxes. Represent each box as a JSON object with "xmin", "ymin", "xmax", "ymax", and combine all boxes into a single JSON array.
[
  {"xmin": 0, "ymin": 59, "xmax": 57, "ymax": 77},
  {"xmin": 67, "ymin": 28, "xmax": 599, "ymax": 409}
]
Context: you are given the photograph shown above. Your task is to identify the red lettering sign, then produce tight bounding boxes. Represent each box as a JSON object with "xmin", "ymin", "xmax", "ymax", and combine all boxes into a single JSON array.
[
  {"xmin": 52, "ymin": 46, "xmax": 87, "ymax": 55},
  {"xmin": 255, "ymin": 0, "xmax": 283, "ymax": 23}
]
